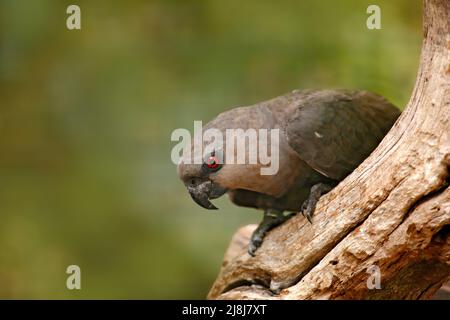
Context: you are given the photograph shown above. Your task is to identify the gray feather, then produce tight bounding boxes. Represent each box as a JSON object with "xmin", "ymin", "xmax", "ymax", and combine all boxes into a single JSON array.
[{"xmin": 281, "ymin": 90, "xmax": 400, "ymax": 180}]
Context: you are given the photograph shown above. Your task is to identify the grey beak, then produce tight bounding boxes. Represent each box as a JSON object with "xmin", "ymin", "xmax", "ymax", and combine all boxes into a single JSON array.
[
  {"xmin": 188, "ymin": 188, "xmax": 218, "ymax": 210},
  {"xmin": 187, "ymin": 181, "xmax": 227, "ymax": 210}
]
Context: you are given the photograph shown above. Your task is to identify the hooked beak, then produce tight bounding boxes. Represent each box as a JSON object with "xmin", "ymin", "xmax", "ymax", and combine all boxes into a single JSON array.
[{"xmin": 187, "ymin": 181, "xmax": 227, "ymax": 210}]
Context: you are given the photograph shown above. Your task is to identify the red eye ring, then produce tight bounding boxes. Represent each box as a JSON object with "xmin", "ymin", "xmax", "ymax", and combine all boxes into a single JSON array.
[{"xmin": 207, "ymin": 156, "xmax": 220, "ymax": 169}]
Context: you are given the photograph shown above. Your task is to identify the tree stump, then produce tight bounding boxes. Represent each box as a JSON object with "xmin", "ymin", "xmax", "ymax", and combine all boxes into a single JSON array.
[{"xmin": 208, "ymin": 0, "xmax": 450, "ymax": 300}]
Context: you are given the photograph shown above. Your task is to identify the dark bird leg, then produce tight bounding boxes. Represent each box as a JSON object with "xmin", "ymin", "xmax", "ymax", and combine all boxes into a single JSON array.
[
  {"xmin": 301, "ymin": 182, "xmax": 336, "ymax": 223},
  {"xmin": 249, "ymin": 209, "xmax": 296, "ymax": 256}
]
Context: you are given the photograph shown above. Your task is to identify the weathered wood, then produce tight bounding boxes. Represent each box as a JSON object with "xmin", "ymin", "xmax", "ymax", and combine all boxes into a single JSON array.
[{"xmin": 208, "ymin": 0, "xmax": 450, "ymax": 300}]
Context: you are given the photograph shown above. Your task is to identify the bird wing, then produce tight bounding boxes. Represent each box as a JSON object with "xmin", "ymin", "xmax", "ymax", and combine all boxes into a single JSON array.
[{"xmin": 282, "ymin": 90, "xmax": 400, "ymax": 180}]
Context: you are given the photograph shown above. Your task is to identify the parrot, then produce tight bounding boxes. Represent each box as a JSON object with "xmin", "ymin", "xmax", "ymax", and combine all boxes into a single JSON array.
[{"xmin": 177, "ymin": 89, "xmax": 400, "ymax": 256}]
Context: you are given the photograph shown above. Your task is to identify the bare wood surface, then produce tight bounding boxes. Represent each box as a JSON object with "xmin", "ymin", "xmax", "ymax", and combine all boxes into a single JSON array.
[{"xmin": 208, "ymin": 0, "xmax": 450, "ymax": 300}]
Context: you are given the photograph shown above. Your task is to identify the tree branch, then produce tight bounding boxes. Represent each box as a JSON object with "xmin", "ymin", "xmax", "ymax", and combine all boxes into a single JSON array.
[{"xmin": 208, "ymin": 0, "xmax": 450, "ymax": 300}]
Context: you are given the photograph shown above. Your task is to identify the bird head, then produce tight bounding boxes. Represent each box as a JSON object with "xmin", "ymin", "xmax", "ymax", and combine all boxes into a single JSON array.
[
  {"xmin": 176, "ymin": 107, "xmax": 293, "ymax": 210},
  {"xmin": 177, "ymin": 149, "xmax": 228, "ymax": 210}
]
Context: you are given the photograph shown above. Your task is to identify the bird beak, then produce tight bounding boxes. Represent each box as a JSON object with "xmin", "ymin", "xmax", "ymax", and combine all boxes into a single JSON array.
[
  {"xmin": 188, "ymin": 188, "xmax": 218, "ymax": 210},
  {"xmin": 187, "ymin": 181, "xmax": 227, "ymax": 210}
]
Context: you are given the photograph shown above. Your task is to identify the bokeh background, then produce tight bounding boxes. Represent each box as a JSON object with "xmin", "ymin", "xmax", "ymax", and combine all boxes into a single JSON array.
[{"xmin": 0, "ymin": 0, "xmax": 422, "ymax": 298}]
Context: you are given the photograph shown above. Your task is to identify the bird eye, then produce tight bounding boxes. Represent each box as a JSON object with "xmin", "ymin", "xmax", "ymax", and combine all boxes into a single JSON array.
[
  {"xmin": 201, "ymin": 151, "xmax": 222, "ymax": 174},
  {"xmin": 207, "ymin": 156, "xmax": 219, "ymax": 169}
]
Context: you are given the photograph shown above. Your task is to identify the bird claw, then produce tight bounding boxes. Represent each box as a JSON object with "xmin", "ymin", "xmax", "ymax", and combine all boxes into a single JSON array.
[
  {"xmin": 300, "ymin": 182, "xmax": 336, "ymax": 224},
  {"xmin": 301, "ymin": 199, "xmax": 309, "ymax": 212},
  {"xmin": 248, "ymin": 211, "xmax": 297, "ymax": 256},
  {"xmin": 300, "ymin": 199, "xmax": 313, "ymax": 223},
  {"xmin": 248, "ymin": 236, "xmax": 263, "ymax": 257},
  {"xmin": 301, "ymin": 207, "xmax": 313, "ymax": 224}
]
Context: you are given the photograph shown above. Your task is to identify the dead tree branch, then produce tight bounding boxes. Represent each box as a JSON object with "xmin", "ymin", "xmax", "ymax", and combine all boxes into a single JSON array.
[{"xmin": 208, "ymin": 0, "xmax": 450, "ymax": 300}]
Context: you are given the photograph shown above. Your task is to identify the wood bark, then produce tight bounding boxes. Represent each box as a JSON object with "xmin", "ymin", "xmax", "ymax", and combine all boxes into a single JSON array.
[{"xmin": 208, "ymin": 0, "xmax": 450, "ymax": 300}]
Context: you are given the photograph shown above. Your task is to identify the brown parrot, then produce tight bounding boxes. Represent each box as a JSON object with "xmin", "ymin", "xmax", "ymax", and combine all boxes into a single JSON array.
[{"xmin": 177, "ymin": 89, "xmax": 400, "ymax": 255}]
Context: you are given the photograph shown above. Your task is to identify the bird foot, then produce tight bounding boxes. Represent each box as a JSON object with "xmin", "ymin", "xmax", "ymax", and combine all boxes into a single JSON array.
[
  {"xmin": 300, "ymin": 182, "xmax": 335, "ymax": 224},
  {"xmin": 248, "ymin": 210, "xmax": 297, "ymax": 256}
]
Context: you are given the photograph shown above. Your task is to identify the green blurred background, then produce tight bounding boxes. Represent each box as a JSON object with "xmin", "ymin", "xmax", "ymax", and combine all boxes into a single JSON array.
[{"xmin": 0, "ymin": 0, "xmax": 421, "ymax": 298}]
